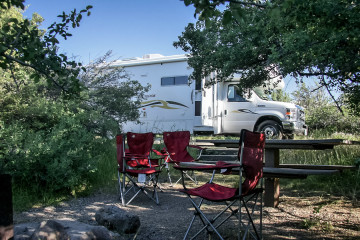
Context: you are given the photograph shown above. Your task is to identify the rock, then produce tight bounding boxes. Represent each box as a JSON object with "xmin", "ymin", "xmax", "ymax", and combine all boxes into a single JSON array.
[
  {"xmin": 95, "ymin": 206, "xmax": 140, "ymax": 234},
  {"xmin": 14, "ymin": 220, "xmax": 117, "ymax": 240},
  {"xmin": 14, "ymin": 223, "xmax": 39, "ymax": 240},
  {"xmin": 30, "ymin": 220, "xmax": 70, "ymax": 240}
]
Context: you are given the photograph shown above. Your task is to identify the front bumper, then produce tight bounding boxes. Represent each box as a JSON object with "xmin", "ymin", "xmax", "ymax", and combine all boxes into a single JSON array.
[{"xmin": 282, "ymin": 121, "xmax": 308, "ymax": 135}]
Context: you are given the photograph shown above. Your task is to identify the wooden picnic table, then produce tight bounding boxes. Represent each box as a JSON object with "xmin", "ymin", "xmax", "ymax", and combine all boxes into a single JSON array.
[{"xmin": 195, "ymin": 139, "xmax": 359, "ymax": 207}]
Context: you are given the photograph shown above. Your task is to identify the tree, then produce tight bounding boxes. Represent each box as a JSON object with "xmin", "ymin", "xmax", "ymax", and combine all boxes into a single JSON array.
[
  {"xmin": 271, "ymin": 89, "xmax": 291, "ymax": 102},
  {"xmin": 78, "ymin": 51, "xmax": 150, "ymax": 136},
  {"xmin": 0, "ymin": 5, "xmax": 150, "ymax": 196},
  {"xmin": 178, "ymin": 0, "xmax": 360, "ymax": 113},
  {"xmin": 0, "ymin": 0, "xmax": 92, "ymax": 96},
  {"xmin": 0, "ymin": 51, "xmax": 150, "ymax": 194},
  {"xmin": 292, "ymin": 83, "xmax": 360, "ymax": 134}
]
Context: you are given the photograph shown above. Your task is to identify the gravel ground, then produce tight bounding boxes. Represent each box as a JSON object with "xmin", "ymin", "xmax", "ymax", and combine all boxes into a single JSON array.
[{"xmin": 13, "ymin": 183, "xmax": 360, "ymax": 240}]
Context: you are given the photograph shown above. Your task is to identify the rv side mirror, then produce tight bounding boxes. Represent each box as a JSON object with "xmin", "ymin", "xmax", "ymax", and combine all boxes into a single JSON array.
[{"xmin": 244, "ymin": 89, "xmax": 253, "ymax": 101}]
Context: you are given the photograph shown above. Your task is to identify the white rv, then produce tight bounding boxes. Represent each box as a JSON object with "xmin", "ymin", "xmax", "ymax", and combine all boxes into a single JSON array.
[{"xmin": 114, "ymin": 54, "xmax": 307, "ymax": 139}]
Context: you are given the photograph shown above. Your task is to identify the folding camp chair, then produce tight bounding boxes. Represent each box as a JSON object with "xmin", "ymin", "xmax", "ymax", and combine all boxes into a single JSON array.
[
  {"xmin": 116, "ymin": 133, "xmax": 162, "ymax": 206},
  {"xmin": 162, "ymin": 131, "xmax": 204, "ymax": 186},
  {"xmin": 174, "ymin": 129, "xmax": 265, "ymax": 240}
]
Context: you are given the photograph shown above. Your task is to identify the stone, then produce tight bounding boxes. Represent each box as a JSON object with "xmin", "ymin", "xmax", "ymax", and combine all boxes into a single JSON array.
[
  {"xmin": 30, "ymin": 220, "xmax": 69, "ymax": 240},
  {"xmin": 95, "ymin": 206, "xmax": 140, "ymax": 234},
  {"xmin": 14, "ymin": 220, "xmax": 117, "ymax": 240}
]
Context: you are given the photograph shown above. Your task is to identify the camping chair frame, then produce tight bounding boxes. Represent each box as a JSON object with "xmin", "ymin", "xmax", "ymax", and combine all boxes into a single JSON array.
[
  {"xmin": 174, "ymin": 129, "xmax": 265, "ymax": 240},
  {"xmin": 116, "ymin": 134, "xmax": 162, "ymax": 206}
]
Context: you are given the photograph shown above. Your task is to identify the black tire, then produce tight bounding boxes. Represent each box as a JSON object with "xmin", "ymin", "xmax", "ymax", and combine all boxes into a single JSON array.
[{"xmin": 256, "ymin": 120, "xmax": 283, "ymax": 139}]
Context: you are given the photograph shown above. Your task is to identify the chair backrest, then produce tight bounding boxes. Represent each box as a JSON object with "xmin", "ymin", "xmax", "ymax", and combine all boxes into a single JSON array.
[
  {"xmin": 126, "ymin": 132, "xmax": 154, "ymax": 156},
  {"xmin": 116, "ymin": 134, "xmax": 125, "ymax": 171},
  {"xmin": 126, "ymin": 132, "xmax": 154, "ymax": 167},
  {"xmin": 163, "ymin": 131, "xmax": 194, "ymax": 162},
  {"xmin": 238, "ymin": 129, "xmax": 265, "ymax": 195}
]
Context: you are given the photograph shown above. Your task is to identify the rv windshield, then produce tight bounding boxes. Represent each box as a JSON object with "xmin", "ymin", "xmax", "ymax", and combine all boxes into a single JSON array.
[{"xmin": 253, "ymin": 87, "xmax": 271, "ymax": 101}]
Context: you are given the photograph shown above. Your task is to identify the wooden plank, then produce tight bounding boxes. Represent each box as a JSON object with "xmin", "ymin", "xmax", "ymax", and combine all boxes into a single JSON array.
[
  {"xmin": 263, "ymin": 167, "xmax": 339, "ymax": 176},
  {"xmin": 195, "ymin": 139, "xmax": 360, "ymax": 150},
  {"xmin": 279, "ymin": 164, "xmax": 357, "ymax": 171}
]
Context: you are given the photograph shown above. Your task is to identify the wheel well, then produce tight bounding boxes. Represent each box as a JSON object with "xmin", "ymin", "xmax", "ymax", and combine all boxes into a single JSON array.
[{"xmin": 254, "ymin": 116, "xmax": 282, "ymax": 132}]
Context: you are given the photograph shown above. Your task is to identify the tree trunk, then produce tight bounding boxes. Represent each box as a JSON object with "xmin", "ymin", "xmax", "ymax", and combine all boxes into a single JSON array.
[{"xmin": 0, "ymin": 174, "xmax": 13, "ymax": 240}]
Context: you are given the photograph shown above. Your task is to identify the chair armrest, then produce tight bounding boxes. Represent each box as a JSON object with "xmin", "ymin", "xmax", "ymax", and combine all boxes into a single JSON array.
[
  {"xmin": 188, "ymin": 145, "xmax": 206, "ymax": 160},
  {"xmin": 188, "ymin": 145, "xmax": 205, "ymax": 150}
]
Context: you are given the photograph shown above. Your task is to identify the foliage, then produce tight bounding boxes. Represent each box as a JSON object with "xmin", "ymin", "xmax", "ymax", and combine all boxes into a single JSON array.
[
  {"xmin": 292, "ymin": 83, "xmax": 360, "ymax": 134},
  {"xmin": 271, "ymin": 89, "xmax": 291, "ymax": 102},
  {"xmin": 0, "ymin": 1, "xmax": 150, "ymax": 207},
  {"xmin": 179, "ymin": 0, "xmax": 360, "ymax": 114},
  {"xmin": 0, "ymin": 89, "xmax": 98, "ymax": 194},
  {"xmin": 0, "ymin": 1, "xmax": 92, "ymax": 96},
  {"xmin": 78, "ymin": 51, "xmax": 150, "ymax": 136},
  {"xmin": 0, "ymin": 50, "xmax": 149, "ymax": 195}
]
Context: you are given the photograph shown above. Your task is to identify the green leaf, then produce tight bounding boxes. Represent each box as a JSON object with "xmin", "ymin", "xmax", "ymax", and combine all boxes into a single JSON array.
[
  {"xmin": 184, "ymin": 0, "xmax": 192, "ymax": 6},
  {"xmin": 222, "ymin": 11, "xmax": 232, "ymax": 25}
]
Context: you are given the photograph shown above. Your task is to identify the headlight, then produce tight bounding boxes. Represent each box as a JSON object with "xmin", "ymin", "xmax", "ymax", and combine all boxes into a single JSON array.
[{"xmin": 286, "ymin": 108, "xmax": 297, "ymax": 120}]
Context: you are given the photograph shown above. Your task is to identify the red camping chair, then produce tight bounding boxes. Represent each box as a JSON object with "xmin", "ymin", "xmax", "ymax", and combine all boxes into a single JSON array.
[
  {"xmin": 162, "ymin": 131, "xmax": 204, "ymax": 185},
  {"xmin": 116, "ymin": 133, "xmax": 162, "ymax": 206},
  {"xmin": 174, "ymin": 129, "xmax": 265, "ymax": 240}
]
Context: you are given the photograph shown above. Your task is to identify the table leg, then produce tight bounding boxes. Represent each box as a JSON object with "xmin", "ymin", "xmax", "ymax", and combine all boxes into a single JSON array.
[{"xmin": 264, "ymin": 149, "xmax": 280, "ymax": 207}]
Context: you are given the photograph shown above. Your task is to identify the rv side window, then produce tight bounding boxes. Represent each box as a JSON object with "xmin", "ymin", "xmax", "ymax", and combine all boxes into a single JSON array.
[
  {"xmin": 227, "ymin": 85, "xmax": 246, "ymax": 102},
  {"xmin": 161, "ymin": 77, "xmax": 175, "ymax": 86},
  {"xmin": 161, "ymin": 76, "xmax": 188, "ymax": 86},
  {"xmin": 175, "ymin": 76, "xmax": 188, "ymax": 85}
]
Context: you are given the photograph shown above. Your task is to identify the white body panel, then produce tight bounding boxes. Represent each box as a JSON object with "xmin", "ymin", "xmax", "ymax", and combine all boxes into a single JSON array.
[{"xmin": 118, "ymin": 55, "xmax": 195, "ymax": 133}]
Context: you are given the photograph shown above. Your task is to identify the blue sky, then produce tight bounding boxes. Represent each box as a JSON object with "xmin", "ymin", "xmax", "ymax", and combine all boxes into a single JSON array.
[
  {"xmin": 23, "ymin": 0, "xmax": 197, "ymax": 63},
  {"xmin": 22, "ymin": 0, "xmax": 312, "ymax": 94}
]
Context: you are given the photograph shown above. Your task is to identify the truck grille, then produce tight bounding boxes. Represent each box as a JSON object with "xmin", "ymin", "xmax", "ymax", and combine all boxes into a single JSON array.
[{"xmin": 298, "ymin": 109, "xmax": 305, "ymax": 122}]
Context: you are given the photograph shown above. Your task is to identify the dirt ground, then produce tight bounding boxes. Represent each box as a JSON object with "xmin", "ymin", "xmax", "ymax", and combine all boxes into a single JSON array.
[{"xmin": 14, "ymin": 182, "xmax": 360, "ymax": 240}]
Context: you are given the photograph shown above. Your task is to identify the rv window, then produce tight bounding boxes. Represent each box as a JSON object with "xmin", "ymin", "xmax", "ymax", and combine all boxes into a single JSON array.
[
  {"xmin": 161, "ymin": 77, "xmax": 175, "ymax": 85},
  {"xmin": 175, "ymin": 76, "xmax": 188, "ymax": 85},
  {"xmin": 227, "ymin": 85, "xmax": 246, "ymax": 102},
  {"xmin": 161, "ymin": 76, "xmax": 188, "ymax": 86}
]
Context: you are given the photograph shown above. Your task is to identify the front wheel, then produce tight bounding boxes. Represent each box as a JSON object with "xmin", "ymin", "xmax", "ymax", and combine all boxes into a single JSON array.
[{"xmin": 256, "ymin": 120, "xmax": 283, "ymax": 139}]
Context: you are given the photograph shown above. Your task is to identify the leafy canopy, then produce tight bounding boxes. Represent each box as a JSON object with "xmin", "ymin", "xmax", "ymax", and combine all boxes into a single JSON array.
[
  {"xmin": 0, "ymin": 0, "xmax": 92, "ymax": 96},
  {"xmin": 178, "ymin": 0, "xmax": 360, "ymax": 113}
]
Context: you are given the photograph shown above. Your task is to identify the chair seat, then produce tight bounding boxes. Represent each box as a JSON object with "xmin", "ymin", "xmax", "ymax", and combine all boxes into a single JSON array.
[{"xmin": 180, "ymin": 183, "xmax": 238, "ymax": 202}]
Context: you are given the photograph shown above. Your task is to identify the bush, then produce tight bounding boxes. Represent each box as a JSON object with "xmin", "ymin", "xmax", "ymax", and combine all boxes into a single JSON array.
[{"xmin": 0, "ymin": 111, "xmax": 102, "ymax": 194}]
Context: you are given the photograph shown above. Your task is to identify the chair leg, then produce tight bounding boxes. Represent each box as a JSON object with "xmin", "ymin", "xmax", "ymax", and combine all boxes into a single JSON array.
[
  {"xmin": 118, "ymin": 171, "xmax": 125, "ymax": 206},
  {"xmin": 239, "ymin": 192, "xmax": 262, "ymax": 240},
  {"xmin": 167, "ymin": 168, "xmax": 173, "ymax": 186},
  {"xmin": 175, "ymin": 170, "xmax": 197, "ymax": 185},
  {"xmin": 184, "ymin": 196, "xmax": 225, "ymax": 240}
]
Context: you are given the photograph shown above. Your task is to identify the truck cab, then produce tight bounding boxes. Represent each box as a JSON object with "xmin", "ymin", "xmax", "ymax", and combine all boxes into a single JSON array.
[{"xmin": 201, "ymin": 82, "xmax": 308, "ymax": 139}]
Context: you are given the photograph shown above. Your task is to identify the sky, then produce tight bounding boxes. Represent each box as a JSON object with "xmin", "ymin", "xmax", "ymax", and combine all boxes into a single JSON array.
[
  {"xmin": 23, "ymin": 0, "xmax": 197, "ymax": 63},
  {"xmin": 22, "ymin": 0, "xmax": 311, "ymax": 95}
]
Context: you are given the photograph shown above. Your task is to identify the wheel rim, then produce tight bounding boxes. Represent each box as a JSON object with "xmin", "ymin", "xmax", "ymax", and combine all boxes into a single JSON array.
[{"xmin": 263, "ymin": 126, "xmax": 278, "ymax": 139}]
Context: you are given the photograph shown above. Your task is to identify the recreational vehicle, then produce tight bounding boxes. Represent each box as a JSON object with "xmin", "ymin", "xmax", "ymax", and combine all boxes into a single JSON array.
[{"xmin": 114, "ymin": 54, "xmax": 307, "ymax": 139}]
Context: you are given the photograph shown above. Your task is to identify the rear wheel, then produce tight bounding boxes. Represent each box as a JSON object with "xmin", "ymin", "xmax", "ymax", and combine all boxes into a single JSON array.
[{"xmin": 256, "ymin": 120, "xmax": 283, "ymax": 139}]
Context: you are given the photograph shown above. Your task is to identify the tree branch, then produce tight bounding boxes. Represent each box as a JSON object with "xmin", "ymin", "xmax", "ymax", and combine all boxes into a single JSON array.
[
  {"xmin": 1, "ymin": 52, "xmax": 67, "ymax": 92},
  {"xmin": 229, "ymin": 0, "xmax": 267, "ymax": 8},
  {"xmin": 320, "ymin": 75, "xmax": 344, "ymax": 116}
]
